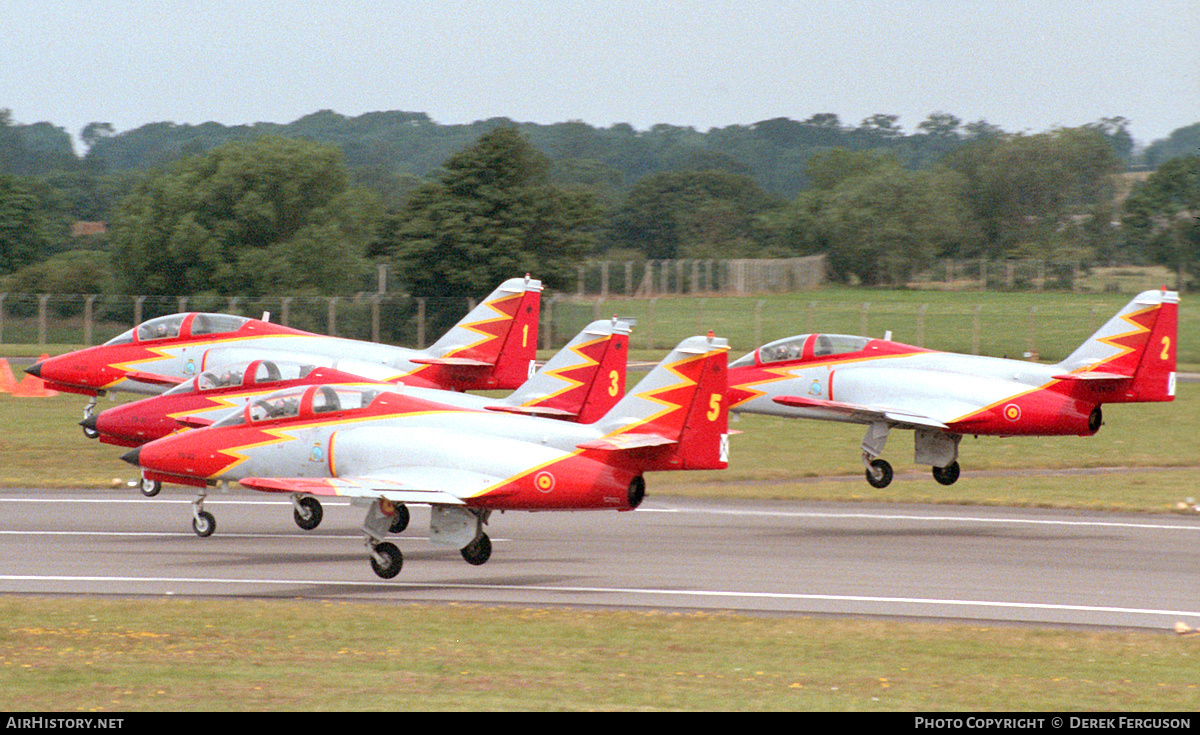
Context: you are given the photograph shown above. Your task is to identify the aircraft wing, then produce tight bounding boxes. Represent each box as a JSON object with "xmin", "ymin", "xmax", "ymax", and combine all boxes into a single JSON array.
[
  {"xmin": 771, "ymin": 394, "xmax": 948, "ymax": 430},
  {"xmin": 238, "ymin": 465, "xmax": 509, "ymax": 505}
]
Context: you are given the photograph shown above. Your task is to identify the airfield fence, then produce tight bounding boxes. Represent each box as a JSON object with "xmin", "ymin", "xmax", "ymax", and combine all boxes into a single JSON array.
[{"xmin": 1, "ymin": 287, "xmax": 1195, "ymax": 366}]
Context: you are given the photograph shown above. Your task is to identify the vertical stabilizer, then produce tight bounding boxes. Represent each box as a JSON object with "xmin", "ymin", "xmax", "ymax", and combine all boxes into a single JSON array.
[
  {"xmin": 594, "ymin": 334, "xmax": 730, "ymax": 470},
  {"xmin": 421, "ymin": 276, "xmax": 543, "ymax": 390},
  {"xmin": 1057, "ymin": 289, "xmax": 1178, "ymax": 402},
  {"xmin": 500, "ymin": 318, "xmax": 632, "ymax": 423}
]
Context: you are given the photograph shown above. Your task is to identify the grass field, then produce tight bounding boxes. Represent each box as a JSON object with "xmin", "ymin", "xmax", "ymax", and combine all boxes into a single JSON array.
[
  {"xmin": 1, "ymin": 598, "xmax": 1197, "ymax": 711},
  {"xmin": 1, "ymin": 285, "xmax": 1197, "ymax": 712}
]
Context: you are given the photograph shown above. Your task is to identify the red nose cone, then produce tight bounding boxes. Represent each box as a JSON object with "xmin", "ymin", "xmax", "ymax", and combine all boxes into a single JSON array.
[
  {"xmin": 92, "ymin": 404, "xmax": 178, "ymax": 447},
  {"xmin": 131, "ymin": 433, "xmax": 233, "ymax": 484}
]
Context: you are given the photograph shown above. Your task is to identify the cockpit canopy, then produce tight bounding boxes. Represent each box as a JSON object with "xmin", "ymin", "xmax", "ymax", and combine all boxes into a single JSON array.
[
  {"xmin": 104, "ymin": 313, "xmax": 252, "ymax": 346},
  {"xmin": 211, "ymin": 384, "xmax": 403, "ymax": 428},
  {"xmin": 730, "ymin": 333, "xmax": 873, "ymax": 368},
  {"xmin": 162, "ymin": 360, "xmax": 319, "ymax": 396}
]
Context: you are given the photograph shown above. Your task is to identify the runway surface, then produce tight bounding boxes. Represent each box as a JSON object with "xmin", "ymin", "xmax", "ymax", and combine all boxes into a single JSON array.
[{"xmin": 1, "ymin": 487, "xmax": 1198, "ymax": 631}]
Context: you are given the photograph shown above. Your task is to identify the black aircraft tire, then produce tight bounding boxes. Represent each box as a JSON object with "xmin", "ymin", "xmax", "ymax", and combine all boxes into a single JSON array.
[
  {"xmin": 388, "ymin": 504, "xmax": 410, "ymax": 534},
  {"xmin": 293, "ymin": 496, "xmax": 323, "ymax": 530},
  {"xmin": 461, "ymin": 533, "xmax": 492, "ymax": 566},
  {"xmin": 192, "ymin": 510, "xmax": 216, "ymax": 538},
  {"xmin": 865, "ymin": 458, "xmax": 893, "ymax": 489},
  {"xmin": 370, "ymin": 541, "xmax": 403, "ymax": 579},
  {"xmin": 932, "ymin": 461, "xmax": 961, "ymax": 486}
]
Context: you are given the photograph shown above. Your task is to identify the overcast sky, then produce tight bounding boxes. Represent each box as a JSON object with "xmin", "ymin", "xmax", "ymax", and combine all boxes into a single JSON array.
[{"xmin": 3, "ymin": 0, "xmax": 1198, "ymax": 152}]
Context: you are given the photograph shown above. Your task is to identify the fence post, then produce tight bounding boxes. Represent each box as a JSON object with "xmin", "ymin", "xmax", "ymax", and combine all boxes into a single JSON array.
[
  {"xmin": 371, "ymin": 294, "xmax": 381, "ymax": 343},
  {"xmin": 416, "ymin": 298, "xmax": 426, "ymax": 349},
  {"xmin": 917, "ymin": 304, "xmax": 928, "ymax": 347},
  {"xmin": 37, "ymin": 294, "xmax": 48, "ymax": 345},
  {"xmin": 327, "ymin": 297, "xmax": 337, "ymax": 336},
  {"xmin": 860, "ymin": 302, "xmax": 871, "ymax": 336},
  {"xmin": 281, "ymin": 297, "xmax": 292, "ymax": 327},
  {"xmin": 1026, "ymin": 305, "xmax": 1038, "ymax": 359},
  {"xmin": 84, "ymin": 295, "xmax": 96, "ymax": 346},
  {"xmin": 754, "ymin": 299, "xmax": 764, "ymax": 348},
  {"xmin": 972, "ymin": 305, "xmax": 982, "ymax": 355},
  {"xmin": 0, "ymin": 293, "xmax": 5, "ymax": 345}
]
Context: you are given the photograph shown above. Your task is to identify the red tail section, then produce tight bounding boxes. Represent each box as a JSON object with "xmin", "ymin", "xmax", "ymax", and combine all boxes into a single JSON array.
[
  {"xmin": 484, "ymin": 284, "xmax": 542, "ymax": 390},
  {"xmin": 1127, "ymin": 293, "xmax": 1177, "ymax": 402},
  {"xmin": 591, "ymin": 335, "xmax": 730, "ymax": 471}
]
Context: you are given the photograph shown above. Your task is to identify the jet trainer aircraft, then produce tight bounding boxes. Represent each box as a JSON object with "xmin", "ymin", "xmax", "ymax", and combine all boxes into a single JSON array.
[
  {"xmin": 727, "ymin": 289, "xmax": 1178, "ymax": 488},
  {"xmin": 86, "ymin": 318, "xmax": 632, "ymax": 502},
  {"xmin": 26, "ymin": 276, "xmax": 543, "ymax": 430},
  {"xmin": 123, "ymin": 334, "xmax": 730, "ymax": 578}
]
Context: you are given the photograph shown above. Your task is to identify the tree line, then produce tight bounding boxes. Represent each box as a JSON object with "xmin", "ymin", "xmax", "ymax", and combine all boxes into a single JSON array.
[{"xmin": 0, "ymin": 108, "xmax": 1197, "ymax": 300}]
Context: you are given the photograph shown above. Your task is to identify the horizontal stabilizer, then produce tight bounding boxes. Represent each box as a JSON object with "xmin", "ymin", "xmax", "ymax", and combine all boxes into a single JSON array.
[
  {"xmin": 123, "ymin": 370, "xmax": 186, "ymax": 386},
  {"xmin": 409, "ymin": 356, "xmax": 493, "ymax": 368},
  {"xmin": 486, "ymin": 404, "xmax": 577, "ymax": 418},
  {"xmin": 577, "ymin": 433, "xmax": 678, "ymax": 451},
  {"xmin": 1052, "ymin": 371, "xmax": 1132, "ymax": 382}
]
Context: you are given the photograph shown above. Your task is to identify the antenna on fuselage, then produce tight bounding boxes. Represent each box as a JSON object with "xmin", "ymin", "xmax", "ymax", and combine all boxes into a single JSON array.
[{"xmin": 261, "ymin": 311, "xmax": 271, "ymax": 322}]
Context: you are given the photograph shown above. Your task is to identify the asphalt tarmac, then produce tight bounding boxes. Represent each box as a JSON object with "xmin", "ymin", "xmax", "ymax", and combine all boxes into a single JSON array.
[{"xmin": 1, "ymin": 487, "xmax": 1197, "ymax": 631}]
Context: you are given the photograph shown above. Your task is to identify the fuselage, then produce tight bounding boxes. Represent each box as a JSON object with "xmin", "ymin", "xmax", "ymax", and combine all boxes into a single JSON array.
[
  {"xmin": 728, "ymin": 334, "xmax": 1108, "ymax": 436},
  {"xmin": 30, "ymin": 312, "xmax": 521, "ymax": 397},
  {"xmin": 130, "ymin": 384, "xmax": 648, "ymax": 510}
]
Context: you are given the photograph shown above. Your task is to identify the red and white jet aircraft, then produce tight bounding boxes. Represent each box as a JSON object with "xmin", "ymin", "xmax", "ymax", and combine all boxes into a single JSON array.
[
  {"xmin": 123, "ymin": 334, "xmax": 730, "ymax": 578},
  {"xmin": 26, "ymin": 277, "xmax": 543, "ymax": 429},
  {"xmin": 87, "ymin": 318, "xmax": 631, "ymax": 501},
  {"xmin": 727, "ymin": 289, "xmax": 1178, "ymax": 488}
]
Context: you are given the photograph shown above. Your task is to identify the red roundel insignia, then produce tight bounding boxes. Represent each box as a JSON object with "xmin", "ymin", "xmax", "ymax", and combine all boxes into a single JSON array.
[
  {"xmin": 534, "ymin": 471, "xmax": 555, "ymax": 493},
  {"xmin": 1003, "ymin": 404, "xmax": 1022, "ymax": 422}
]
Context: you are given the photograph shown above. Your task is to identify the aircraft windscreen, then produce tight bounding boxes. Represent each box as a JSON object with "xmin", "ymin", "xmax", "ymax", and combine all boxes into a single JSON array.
[{"xmin": 103, "ymin": 329, "xmax": 135, "ymax": 346}]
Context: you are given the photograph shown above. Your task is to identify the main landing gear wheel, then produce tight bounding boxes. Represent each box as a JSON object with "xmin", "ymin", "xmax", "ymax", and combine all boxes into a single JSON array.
[
  {"xmin": 369, "ymin": 541, "xmax": 403, "ymax": 579},
  {"xmin": 293, "ymin": 496, "xmax": 323, "ymax": 530},
  {"xmin": 388, "ymin": 504, "xmax": 410, "ymax": 534},
  {"xmin": 140, "ymin": 477, "xmax": 162, "ymax": 497},
  {"xmin": 865, "ymin": 458, "xmax": 893, "ymax": 489},
  {"xmin": 192, "ymin": 510, "xmax": 216, "ymax": 538},
  {"xmin": 932, "ymin": 461, "xmax": 961, "ymax": 486},
  {"xmin": 460, "ymin": 533, "xmax": 492, "ymax": 566}
]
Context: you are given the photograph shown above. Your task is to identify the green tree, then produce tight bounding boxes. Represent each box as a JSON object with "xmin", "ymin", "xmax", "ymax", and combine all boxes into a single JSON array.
[
  {"xmin": 384, "ymin": 127, "xmax": 600, "ymax": 296},
  {"xmin": 604, "ymin": 169, "xmax": 782, "ymax": 260},
  {"xmin": 945, "ymin": 127, "xmax": 1121, "ymax": 259},
  {"xmin": 108, "ymin": 136, "xmax": 378, "ymax": 296},
  {"xmin": 1123, "ymin": 155, "xmax": 1200, "ymax": 290},
  {"xmin": 813, "ymin": 163, "xmax": 979, "ymax": 286},
  {"xmin": 0, "ymin": 174, "xmax": 68, "ymax": 275}
]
